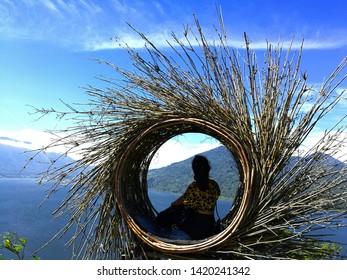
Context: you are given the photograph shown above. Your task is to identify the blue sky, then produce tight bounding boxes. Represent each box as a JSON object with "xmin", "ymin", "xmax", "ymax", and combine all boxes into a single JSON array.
[{"xmin": 1, "ymin": 0, "xmax": 347, "ymax": 167}]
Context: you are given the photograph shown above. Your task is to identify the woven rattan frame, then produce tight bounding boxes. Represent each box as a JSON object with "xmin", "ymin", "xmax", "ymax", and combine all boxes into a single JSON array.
[
  {"xmin": 30, "ymin": 16, "xmax": 347, "ymax": 259},
  {"xmin": 113, "ymin": 118, "xmax": 253, "ymax": 253}
]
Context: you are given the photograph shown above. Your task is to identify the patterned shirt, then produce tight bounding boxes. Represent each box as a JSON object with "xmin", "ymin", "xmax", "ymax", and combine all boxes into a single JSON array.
[{"xmin": 182, "ymin": 180, "xmax": 220, "ymax": 211}]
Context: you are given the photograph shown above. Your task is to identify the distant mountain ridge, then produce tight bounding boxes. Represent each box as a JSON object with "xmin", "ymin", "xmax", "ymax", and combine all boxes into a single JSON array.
[
  {"xmin": 0, "ymin": 142, "xmax": 241, "ymax": 197},
  {"xmin": 0, "ymin": 144, "xmax": 74, "ymax": 178},
  {"xmin": 1, "ymin": 143, "xmax": 346, "ymax": 201},
  {"xmin": 148, "ymin": 146, "xmax": 347, "ymax": 199}
]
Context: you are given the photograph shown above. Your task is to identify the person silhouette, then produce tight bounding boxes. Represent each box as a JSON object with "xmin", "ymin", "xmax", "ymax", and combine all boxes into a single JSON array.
[{"xmin": 155, "ymin": 155, "xmax": 220, "ymax": 239}]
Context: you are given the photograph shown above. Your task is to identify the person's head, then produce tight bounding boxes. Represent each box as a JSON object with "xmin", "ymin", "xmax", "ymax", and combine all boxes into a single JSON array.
[
  {"xmin": 192, "ymin": 155, "xmax": 210, "ymax": 188},
  {"xmin": 192, "ymin": 155, "xmax": 210, "ymax": 175}
]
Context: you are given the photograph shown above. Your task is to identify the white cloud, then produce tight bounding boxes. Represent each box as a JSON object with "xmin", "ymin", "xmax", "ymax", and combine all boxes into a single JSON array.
[
  {"xmin": 82, "ymin": 30, "xmax": 347, "ymax": 52},
  {"xmin": 1, "ymin": 1, "xmax": 347, "ymax": 51},
  {"xmin": 40, "ymin": 0, "xmax": 58, "ymax": 11},
  {"xmin": 149, "ymin": 125, "xmax": 347, "ymax": 170},
  {"xmin": 0, "ymin": 129, "xmax": 51, "ymax": 149},
  {"xmin": 0, "ymin": 129, "xmax": 82, "ymax": 160},
  {"xmin": 298, "ymin": 129, "xmax": 347, "ymax": 162},
  {"xmin": 111, "ymin": 0, "xmax": 139, "ymax": 15},
  {"xmin": 149, "ymin": 135, "xmax": 221, "ymax": 169},
  {"xmin": 245, "ymin": 39, "xmax": 346, "ymax": 50},
  {"xmin": 0, "ymin": 129, "xmax": 221, "ymax": 168},
  {"xmin": 2, "ymin": 127, "xmax": 345, "ymax": 170}
]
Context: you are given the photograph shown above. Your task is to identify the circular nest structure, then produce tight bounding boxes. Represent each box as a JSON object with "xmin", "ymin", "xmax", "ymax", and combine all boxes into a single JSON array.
[
  {"xmin": 113, "ymin": 118, "xmax": 253, "ymax": 253},
  {"xmin": 33, "ymin": 16, "xmax": 347, "ymax": 259}
]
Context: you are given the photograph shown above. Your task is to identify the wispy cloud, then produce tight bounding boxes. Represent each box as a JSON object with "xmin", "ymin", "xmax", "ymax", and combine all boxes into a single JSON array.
[
  {"xmin": 1, "ymin": 0, "xmax": 107, "ymax": 47},
  {"xmin": 40, "ymin": 0, "xmax": 59, "ymax": 11},
  {"xmin": 149, "ymin": 134, "xmax": 221, "ymax": 169},
  {"xmin": 0, "ymin": 129, "xmax": 220, "ymax": 167},
  {"xmin": 0, "ymin": 129, "xmax": 83, "ymax": 160},
  {"xmin": 0, "ymin": 129, "xmax": 58, "ymax": 150},
  {"xmin": 299, "ymin": 129, "xmax": 347, "ymax": 162},
  {"xmin": 0, "ymin": 0, "xmax": 187, "ymax": 50},
  {"xmin": 87, "ymin": 36, "xmax": 347, "ymax": 52},
  {"xmin": 2, "ymin": 0, "xmax": 347, "ymax": 51}
]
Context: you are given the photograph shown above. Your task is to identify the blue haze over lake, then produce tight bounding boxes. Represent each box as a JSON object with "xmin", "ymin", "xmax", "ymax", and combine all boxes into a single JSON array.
[{"xmin": 0, "ymin": 178, "xmax": 346, "ymax": 259}]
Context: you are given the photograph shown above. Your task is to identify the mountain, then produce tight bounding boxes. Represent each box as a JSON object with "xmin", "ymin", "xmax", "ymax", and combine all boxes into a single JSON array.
[
  {"xmin": 148, "ymin": 146, "xmax": 241, "ymax": 199},
  {"xmin": 148, "ymin": 146, "xmax": 347, "ymax": 200},
  {"xmin": 1, "ymin": 142, "xmax": 346, "ymax": 200},
  {"xmin": 0, "ymin": 142, "xmax": 240, "ymax": 197},
  {"xmin": 0, "ymin": 144, "xmax": 74, "ymax": 178}
]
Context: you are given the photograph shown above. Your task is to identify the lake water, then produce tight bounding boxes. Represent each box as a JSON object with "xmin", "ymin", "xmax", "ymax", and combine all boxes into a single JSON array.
[
  {"xmin": 0, "ymin": 178, "xmax": 346, "ymax": 259},
  {"xmin": 0, "ymin": 178, "xmax": 73, "ymax": 259}
]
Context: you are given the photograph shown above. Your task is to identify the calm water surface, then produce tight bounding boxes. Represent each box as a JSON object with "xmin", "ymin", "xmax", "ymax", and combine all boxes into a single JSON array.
[{"xmin": 0, "ymin": 178, "xmax": 345, "ymax": 259}]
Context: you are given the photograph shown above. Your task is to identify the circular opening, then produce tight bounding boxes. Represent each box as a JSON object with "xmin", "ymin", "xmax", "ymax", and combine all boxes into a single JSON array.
[
  {"xmin": 113, "ymin": 118, "xmax": 253, "ymax": 253},
  {"xmin": 147, "ymin": 133, "xmax": 240, "ymax": 220}
]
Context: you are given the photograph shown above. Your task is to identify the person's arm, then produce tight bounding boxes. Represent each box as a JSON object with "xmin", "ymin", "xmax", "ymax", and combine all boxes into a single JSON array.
[
  {"xmin": 171, "ymin": 195, "xmax": 185, "ymax": 206},
  {"xmin": 171, "ymin": 183, "xmax": 193, "ymax": 206}
]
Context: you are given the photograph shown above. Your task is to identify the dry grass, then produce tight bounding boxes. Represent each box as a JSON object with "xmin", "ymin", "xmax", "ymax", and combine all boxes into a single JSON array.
[{"xmin": 29, "ymin": 13, "xmax": 347, "ymax": 259}]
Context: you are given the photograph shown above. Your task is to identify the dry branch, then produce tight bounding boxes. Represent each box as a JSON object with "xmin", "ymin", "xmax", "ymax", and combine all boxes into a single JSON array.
[{"xmin": 30, "ymin": 14, "xmax": 347, "ymax": 259}]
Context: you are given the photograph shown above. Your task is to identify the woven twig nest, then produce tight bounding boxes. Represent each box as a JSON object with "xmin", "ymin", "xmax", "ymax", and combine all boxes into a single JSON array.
[
  {"xmin": 32, "ymin": 15, "xmax": 347, "ymax": 259},
  {"xmin": 113, "ymin": 118, "xmax": 253, "ymax": 253}
]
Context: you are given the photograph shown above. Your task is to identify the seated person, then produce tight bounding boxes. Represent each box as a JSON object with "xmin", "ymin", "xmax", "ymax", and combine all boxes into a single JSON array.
[{"xmin": 155, "ymin": 155, "xmax": 220, "ymax": 239}]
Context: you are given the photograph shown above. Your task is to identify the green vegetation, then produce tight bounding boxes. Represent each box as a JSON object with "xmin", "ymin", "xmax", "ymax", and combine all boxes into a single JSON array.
[
  {"xmin": 293, "ymin": 241, "xmax": 342, "ymax": 260},
  {"xmin": 281, "ymin": 230, "xmax": 342, "ymax": 260},
  {"xmin": 0, "ymin": 232, "xmax": 39, "ymax": 260}
]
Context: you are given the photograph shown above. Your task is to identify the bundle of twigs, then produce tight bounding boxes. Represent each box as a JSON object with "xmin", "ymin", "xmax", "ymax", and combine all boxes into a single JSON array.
[{"xmin": 30, "ymin": 14, "xmax": 347, "ymax": 259}]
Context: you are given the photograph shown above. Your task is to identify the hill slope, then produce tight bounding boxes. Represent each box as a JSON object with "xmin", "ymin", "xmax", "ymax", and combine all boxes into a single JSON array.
[
  {"xmin": 148, "ymin": 146, "xmax": 347, "ymax": 200},
  {"xmin": 1, "ymin": 143, "xmax": 346, "ymax": 202},
  {"xmin": 148, "ymin": 146, "xmax": 241, "ymax": 199},
  {"xmin": 0, "ymin": 144, "xmax": 74, "ymax": 178}
]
